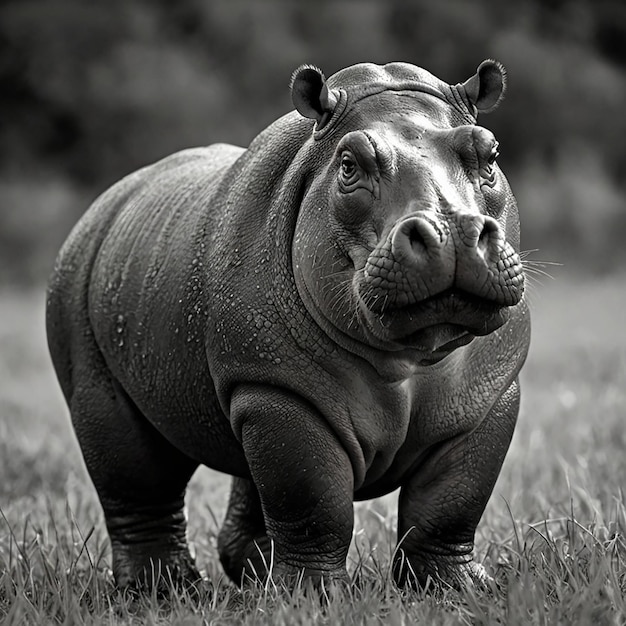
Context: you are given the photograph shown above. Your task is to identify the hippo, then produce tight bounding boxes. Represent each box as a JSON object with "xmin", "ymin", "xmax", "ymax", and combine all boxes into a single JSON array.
[{"xmin": 46, "ymin": 59, "xmax": 530, "ymax": 591}]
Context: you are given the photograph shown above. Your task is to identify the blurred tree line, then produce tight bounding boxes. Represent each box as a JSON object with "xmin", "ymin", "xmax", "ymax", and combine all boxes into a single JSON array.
[{"xmin": 1, "ymin": 0, "xmax": 625, "ymax": 283}]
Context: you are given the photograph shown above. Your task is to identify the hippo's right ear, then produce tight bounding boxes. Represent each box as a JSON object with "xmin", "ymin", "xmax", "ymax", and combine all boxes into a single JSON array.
[
  {"xmin": 290, "ymin": 65, "xmax": 339, "ymax": 128},
  {"xmin": 461, "ymin": 59, "xmax": 507, "ymax": 114}
]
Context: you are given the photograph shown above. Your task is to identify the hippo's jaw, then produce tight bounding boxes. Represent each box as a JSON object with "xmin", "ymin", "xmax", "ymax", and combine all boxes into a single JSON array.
[{"xmin": 355, "ymin": 285, "xmax": 513, "ymax": 361}]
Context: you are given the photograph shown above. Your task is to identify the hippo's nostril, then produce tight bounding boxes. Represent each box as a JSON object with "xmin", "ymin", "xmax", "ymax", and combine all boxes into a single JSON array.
[
  {"xmin": 478, "ymin": 227, "xmax": 489, "ymax": 255},
  {"xmin": 408, "ymin": 224, "xmax": 426, "ymax": 252},
  {"xmin": 476, "ymin": 217, "xmax": 500, "ymax": 259},
  {"xmin": 391, "ymin": 215, "xmax": 449, "ymax": 270}
]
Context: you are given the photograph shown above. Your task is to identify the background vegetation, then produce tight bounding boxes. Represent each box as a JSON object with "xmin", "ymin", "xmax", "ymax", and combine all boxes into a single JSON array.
[{"xmin": 1, "ymin": 0, "xmax": 625, "ymax": 284}]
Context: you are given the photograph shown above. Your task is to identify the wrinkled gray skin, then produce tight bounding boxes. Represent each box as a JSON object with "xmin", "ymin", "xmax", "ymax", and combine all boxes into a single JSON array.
[{"xmin": 46, "ymin": 59, "xmax": 530, "ymax": 591}]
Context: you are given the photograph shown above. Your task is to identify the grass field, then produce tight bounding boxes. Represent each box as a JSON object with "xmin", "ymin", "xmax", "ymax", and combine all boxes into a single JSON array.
[{"xmin": 1, "ymin": 273, "xmax": 625, "ymax": 624}]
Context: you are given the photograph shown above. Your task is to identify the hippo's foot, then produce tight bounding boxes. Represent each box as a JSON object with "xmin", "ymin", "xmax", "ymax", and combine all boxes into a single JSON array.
[
  {"xmin": 112, "ymin": 544, "xmax": 201, "ymax": 593},
  {"xmin": 107, "ymin": 507, "xmax": 201, "ymax": 594},
  {"xmin": 392, "ymin": 548, "xmax": 490, "ymax": 591},
  {"xmin": 220, "ymin": 531, "xmax": 349, "ymax": 592},
  {"xmin": 270, "ymin": 563, "xmax": 350, "ymax": 595},
  {"xmin": 219, "ymin": 534, "xmax": 274, "ymax": 584},
  {"xmin": 217, "ymin": 477, "xmax": 272, "ymax": 585},
  {"xmin": 240, "ymin": 536, "xmax": 278, "ymax": 582}
]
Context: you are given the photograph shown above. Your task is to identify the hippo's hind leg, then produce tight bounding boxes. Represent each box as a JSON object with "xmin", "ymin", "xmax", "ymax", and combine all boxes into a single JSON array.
[
  {"xmin": 68, "ymin": 353, "xmax": 200, "ymax": 590},
  {"xmin": 217, "ymin": 477, "xmax": 271, "ymax": 585}
]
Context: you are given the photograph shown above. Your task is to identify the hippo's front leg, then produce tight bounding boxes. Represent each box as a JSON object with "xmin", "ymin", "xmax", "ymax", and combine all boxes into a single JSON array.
[
  {"xmin": 394, "ymin": 379, "xmax": 520, "ymax": 589},
  {"xmin": 230, "ymin": 385, "xmax": 354, "ymax": 585}
]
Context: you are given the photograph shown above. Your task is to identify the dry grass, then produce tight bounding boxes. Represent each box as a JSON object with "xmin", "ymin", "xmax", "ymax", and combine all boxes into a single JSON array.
[{"xmin": 1, "ymin": 273, "xmax": 625, "ymax": 624}]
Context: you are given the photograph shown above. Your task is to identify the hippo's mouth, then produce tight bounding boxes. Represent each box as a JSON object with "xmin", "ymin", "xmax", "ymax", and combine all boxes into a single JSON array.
[{"xmin": 357, "ymin": 288, "xmax": 510, "ymax": 358}]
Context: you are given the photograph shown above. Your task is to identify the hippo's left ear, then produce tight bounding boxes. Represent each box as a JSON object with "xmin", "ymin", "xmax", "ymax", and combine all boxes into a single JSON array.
[
  {"xmin": 291, "ymin": 65, "xmax": 339, "ymax": 127},
  {"xmin": 461, "ymin": 60, "xmax": 507, "ymax": 114}
]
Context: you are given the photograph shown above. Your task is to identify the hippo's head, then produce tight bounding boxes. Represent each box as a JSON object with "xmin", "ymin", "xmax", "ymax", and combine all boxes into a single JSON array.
[{"xmin": 289, "ymin": 60, "xmax": 524, "ymax": 366}]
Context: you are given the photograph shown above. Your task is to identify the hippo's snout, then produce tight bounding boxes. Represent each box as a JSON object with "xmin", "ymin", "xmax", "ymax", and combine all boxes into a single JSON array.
[
  {"xmin": 390, "ymin": 212, "xmax": 518, "ymax": 302},
  {"xmin": 359, "ymin": 209, "xmax": 524, "ymax": 348}
]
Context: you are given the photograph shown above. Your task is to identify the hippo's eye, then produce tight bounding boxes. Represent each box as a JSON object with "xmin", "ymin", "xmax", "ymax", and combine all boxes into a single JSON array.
[
  {"xmin": 487, "ymin": 142, "xmax": 500, "ymax": 165},
  {"xmin": 335, "ymin": 134, "xmax": 380, "ymax": 198},
  {"xmin": 479, "ymin": 142, "xmax": 499, "ymax": 188},
  {"xmin": 340, "ymin": 153, "xmax": 358, "ymax": 181}
]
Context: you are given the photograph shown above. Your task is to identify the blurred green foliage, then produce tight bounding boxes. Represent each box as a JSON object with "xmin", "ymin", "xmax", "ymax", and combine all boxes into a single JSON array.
[{"xmin": 1, "ymin": 0, "xmax": 625, "ymax": 283}]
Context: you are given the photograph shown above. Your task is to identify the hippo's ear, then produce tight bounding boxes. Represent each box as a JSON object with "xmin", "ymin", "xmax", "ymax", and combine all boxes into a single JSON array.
[
  {"xmin": 462, "ymin": 60, "xmax": 507, "ymax": 114},
  {"xmin": 290, "ymin": 65, "xmax": 339, "ymax": 127}
]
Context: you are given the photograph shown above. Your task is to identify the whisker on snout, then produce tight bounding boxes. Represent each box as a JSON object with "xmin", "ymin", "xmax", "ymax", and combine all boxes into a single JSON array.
[
  {"xmin": 327, "ymin": 281, "xmax": 353, "ymax": 316},
  {"xmin": 519, "ymin": 250, "xmax": 562, "ymax": 308},
  {"xmin": 520, "ymin": 250, "xmax": 562, "ymax": 282}
]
